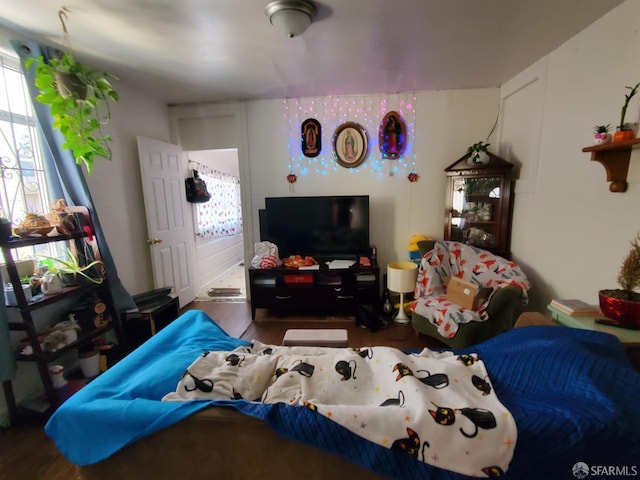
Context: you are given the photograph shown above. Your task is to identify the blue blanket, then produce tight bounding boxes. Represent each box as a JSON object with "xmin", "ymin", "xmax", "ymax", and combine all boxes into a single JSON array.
[{"xmin": 46, "ymin": 310, "xmax": 640, "ymax": 479}]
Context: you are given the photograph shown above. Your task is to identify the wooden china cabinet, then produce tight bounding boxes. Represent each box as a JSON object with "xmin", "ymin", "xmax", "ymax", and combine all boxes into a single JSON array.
[{"xmin": 443, "ymin": 152, "xmax": 516, "ymax": 258}]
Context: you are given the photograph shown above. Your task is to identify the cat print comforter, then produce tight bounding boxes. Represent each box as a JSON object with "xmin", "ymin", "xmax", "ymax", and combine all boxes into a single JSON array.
[{"xmin": 163, "ymin": 341, "xmax": 517, "ymax": 477}]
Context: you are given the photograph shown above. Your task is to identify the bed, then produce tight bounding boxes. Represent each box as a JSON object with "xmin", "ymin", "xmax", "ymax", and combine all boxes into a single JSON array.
[{"xmin": 45, "ymin": 310, "xmax": 640, "ymax": 480}]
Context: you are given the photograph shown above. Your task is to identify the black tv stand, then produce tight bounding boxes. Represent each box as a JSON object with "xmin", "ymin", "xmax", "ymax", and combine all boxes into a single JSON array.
[
  {"xmin": 314, "ymin": 253, "xmax": 359, "ymax": 263},
  {"xmin": 248, "ymin": 260, "xmax": 379, "ymax": 320}
]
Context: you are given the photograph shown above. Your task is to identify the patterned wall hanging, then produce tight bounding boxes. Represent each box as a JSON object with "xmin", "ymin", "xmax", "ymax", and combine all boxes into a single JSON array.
[
  {"xmin": 379, "ymin": 111, "xmax": 406, "ymax": 159},
  {"xmin": 301, "ymin": 118, "xmax": 321, "ymax": 157}
]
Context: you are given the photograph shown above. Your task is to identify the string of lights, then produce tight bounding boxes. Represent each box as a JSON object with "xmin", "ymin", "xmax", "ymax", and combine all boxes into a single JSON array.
[{"xmin": 284, "ymin": 93, "xmax": 417, "ymax": 179}]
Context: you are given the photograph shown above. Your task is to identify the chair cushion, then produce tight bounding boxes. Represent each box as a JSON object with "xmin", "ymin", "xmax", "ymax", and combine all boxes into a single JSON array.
[{"xmin": 411, "ymin": 241, "xmax": 530, "ymax": 340}]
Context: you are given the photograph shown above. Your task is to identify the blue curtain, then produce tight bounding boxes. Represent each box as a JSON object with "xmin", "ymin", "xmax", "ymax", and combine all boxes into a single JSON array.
[{"xmin": 10, "ymin": 40, "xmax": 135, "ymax": 313}]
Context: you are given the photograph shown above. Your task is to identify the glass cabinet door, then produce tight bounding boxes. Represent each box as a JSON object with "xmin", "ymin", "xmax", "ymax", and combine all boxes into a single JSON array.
[
  {"xmin": 447, "ymin": 175, "xmax": 507, "ymax": 253},
  {"xmin": 444, "ymin": 153, "xmax": 515, "ymax": 258}
]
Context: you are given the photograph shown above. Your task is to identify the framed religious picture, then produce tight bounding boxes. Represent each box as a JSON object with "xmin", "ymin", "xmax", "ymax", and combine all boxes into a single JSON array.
[
  {"xmin": 378, "ymin": 111, "xmax": 407, "ymax": 159},
  {"xmin": 301, "ymin": 118, "xmax": 321, "ymax": 157},
  {"xmin": 333, "ymin": 122, "xmax": 368, "ymax": 168}
]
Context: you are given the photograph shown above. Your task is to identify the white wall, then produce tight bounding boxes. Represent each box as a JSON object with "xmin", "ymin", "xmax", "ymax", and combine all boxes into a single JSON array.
[
  {"xmin": 245, "ymin": 90, "xmax": 500, "ymax": 273},
  {"xmin": 84, "ymin": 81, "xmax": 171, "ymax": 296},
  {"xmin": 500, "ymin": 0, "xmax": 640, "ymax": 311}
]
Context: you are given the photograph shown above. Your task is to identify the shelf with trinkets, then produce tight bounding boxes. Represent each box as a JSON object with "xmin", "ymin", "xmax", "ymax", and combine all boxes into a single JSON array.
[{"xmin": 1, "ymin": 206, "xmax": 125, "ymax": 423}]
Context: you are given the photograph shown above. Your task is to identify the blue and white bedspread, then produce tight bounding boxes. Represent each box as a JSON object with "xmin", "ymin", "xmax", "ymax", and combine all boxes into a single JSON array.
[
  {"xmin": 45, "ymin": 310, "xmax": 640, "ymax": 480},
  {"xmin": 163, "ymin": 341, "xmax": 517, "ymax": 477}
]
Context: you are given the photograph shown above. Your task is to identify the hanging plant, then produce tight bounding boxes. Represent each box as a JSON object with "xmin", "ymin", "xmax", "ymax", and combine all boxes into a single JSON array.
[{"xmin": 24, "ymin": 9, "xmax": 119, "ymax": 174}]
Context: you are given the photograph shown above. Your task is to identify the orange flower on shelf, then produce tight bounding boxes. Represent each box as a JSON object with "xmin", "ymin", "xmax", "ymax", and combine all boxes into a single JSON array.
[{"xmin": 407, "ymin": 171, "xmax": 419, "ymax": 183}]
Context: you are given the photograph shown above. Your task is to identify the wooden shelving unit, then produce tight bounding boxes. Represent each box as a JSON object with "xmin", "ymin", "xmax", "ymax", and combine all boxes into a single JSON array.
[
  {"xmin": 1, "ymin": 214, "xmax": 124, "ymax": 423},
  {"xmin": 582, "ymin": 138, "xmax": 640, "ymax": 192}
]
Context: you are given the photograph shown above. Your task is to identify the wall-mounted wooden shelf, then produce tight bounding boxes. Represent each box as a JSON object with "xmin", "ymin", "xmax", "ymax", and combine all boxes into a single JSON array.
[{"xmin": 582, "ymin": 138, "xmax": 640, "ymax": 192}]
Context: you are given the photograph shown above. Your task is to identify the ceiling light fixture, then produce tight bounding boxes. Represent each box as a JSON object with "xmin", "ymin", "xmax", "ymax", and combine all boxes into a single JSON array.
[{"xmin": 265, "ymin": 0, "xmax": 317, "ymax": 38}]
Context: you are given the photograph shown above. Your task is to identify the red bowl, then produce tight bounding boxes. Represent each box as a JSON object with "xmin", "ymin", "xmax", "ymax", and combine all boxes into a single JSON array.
[{"xmin": 598, "ymin": 290, "xmax": 640, "ymax": 329}]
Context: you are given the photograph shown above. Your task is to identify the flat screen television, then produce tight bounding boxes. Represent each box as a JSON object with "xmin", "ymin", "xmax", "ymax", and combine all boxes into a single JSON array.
[{"xmin": 261, "ymin": 195, "xmax": 370, "ymax": 260}]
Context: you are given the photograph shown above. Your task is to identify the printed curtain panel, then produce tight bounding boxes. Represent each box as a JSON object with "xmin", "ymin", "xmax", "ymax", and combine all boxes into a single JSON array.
[{"xmin": 195, "ymin": 164, "xmax": 242, "ymax": 239}]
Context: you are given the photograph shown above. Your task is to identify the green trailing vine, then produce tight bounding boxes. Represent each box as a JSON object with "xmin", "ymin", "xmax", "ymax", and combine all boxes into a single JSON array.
[{"xmin": 25, "ymin": 50, "xmax": 118, "ymax": 174}]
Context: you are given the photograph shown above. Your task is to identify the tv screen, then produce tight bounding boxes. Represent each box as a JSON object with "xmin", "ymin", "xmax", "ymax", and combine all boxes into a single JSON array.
[{"xmin": 262, "ymin": 195, "xmax": 370, "ymax": 259}]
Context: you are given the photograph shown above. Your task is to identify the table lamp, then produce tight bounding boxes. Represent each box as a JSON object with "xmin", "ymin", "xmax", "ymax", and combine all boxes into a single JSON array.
[{"xmin": 387, "ymin": 261, "xmax": 418, "ymax": 324}]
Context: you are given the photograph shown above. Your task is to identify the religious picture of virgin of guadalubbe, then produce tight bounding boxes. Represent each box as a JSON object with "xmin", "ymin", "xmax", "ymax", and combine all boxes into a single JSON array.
[
  {"xmin": 301, "ymin": 118, "xmax": 321, "ymax": 157},
  {"xmin": 333, "ymin": 122, "xmax": 368, "ymax": 168},
  {"xmin": 379, "ymin": 111, "xmax": 406, "ymax": 159}
]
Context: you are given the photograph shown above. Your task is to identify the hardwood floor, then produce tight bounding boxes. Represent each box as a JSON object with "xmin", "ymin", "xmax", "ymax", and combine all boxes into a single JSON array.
[
  {"xmin": 0, "ymin": 300, "xmax": 444, "ymax": 480},
  {"xmin": 192, "ymin": 299, "xmax": 446, "ymax": 350}
]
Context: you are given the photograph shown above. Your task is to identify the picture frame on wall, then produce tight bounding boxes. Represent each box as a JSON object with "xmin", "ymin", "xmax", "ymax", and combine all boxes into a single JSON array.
[
  {"xmin": 333, "ymin": 122, "xmax": 368, "ymax": 168},
  {"xmin": 378, "ymin": 111, "xmax": 406, "ymax": 159},
  {"xmin": 301, "ymin": 118, "xmax": 321, "ymax": 157}
]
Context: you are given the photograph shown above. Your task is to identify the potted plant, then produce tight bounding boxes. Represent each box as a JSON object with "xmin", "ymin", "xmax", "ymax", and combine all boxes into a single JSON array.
[
  {"xmin": 21, "ymin": 275, "xmax": 41, "ymax": 296},
  {"xmin": 0, "ymin": 209, "xmax": 12, "ymax": 243},
  {"xmin": 598, "ymin": 232, "xmax": 640, "ymax": 329},
  {"xmin": 613, "ymin": 82, "xmax": 639, "ymax": 143},
  {"xmin": 466, "ymin": 141, "xmax": 491, "ymax": 165},
  {"xmin": 39, "ymin": 248, "xmax": 104, "ymax": 286},
  {"xmin": 24, "ymin": 50, "xmax": 119, "ymax": 174},
  {"xmin": 593, "ymin": 124, "xmax": 612, "ymax": 145}
]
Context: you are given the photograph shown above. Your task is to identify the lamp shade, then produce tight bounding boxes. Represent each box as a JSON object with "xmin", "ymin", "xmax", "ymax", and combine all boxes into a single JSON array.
[
  {"xmin": 270, "ymin": 9, "xmax": 311, "ymax": 37},
  {"xmin": 265, "ymin": 0, "xmax": 316, "ymax": 38},
  {"xmin": 387, "ymin": 262, "xmax": 418, "ymax": 294}
]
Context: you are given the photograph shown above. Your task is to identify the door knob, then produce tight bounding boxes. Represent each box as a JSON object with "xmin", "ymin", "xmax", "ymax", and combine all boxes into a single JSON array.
[{"xmin": 147, "ymin": 238, "xmax": 162, "ymax": 245}]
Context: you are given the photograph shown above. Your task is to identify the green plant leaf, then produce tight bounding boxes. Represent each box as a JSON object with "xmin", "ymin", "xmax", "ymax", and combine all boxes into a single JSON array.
[
  {"xmin": 37, "ymin": 249, "xmax": 104, "ymax": 283},
  {"xmin": 28, "ymin": 51, "xmax": 118, "ymax": 174}
]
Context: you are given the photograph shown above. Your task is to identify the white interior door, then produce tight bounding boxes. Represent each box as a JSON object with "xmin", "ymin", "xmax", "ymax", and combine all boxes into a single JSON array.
[{"xmin": 137, "ymin": 136, "xmax": 196, "ymax": 307}]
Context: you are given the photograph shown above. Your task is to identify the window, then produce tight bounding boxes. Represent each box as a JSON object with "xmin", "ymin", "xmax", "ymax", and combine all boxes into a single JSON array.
[
  {"xmin": 0, "ymin": 52, "xmax": 50, "ymax": 221},
  {"xmin": 0, "ymin": 51, "xmax": 53, "ymax": 261}
]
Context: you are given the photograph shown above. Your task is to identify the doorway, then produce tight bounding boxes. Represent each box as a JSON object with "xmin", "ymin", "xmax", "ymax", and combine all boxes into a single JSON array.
[
  {"xmin": 168, "ymin": 101, "xmax": 253, "ymax": 305},
  {"xmin": 187, "ymin": 148, "xmax": 245, "ymax": 301}
]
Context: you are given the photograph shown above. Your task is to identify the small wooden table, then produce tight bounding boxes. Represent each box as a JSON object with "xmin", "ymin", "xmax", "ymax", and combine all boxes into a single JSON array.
[
  {"xmin": 123, "ymin": 295, "xmax": 180, "ymax": 349},
  {"xmin": 548, "ymin": 304, "xmax": 640, "ymax": 370}
]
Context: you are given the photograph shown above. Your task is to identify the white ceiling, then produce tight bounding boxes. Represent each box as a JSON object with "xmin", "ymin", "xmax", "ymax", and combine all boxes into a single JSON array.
[{"xmin": 0, "ymin": 0, "xmax": 624, "ymax": 105}]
